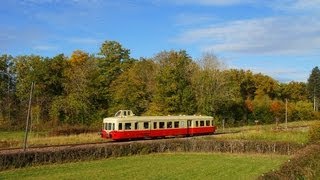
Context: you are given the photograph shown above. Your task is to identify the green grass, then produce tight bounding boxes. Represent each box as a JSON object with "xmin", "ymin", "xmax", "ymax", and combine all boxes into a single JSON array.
[
  {"xmin": 219, "ymin": 120, "xmax": 317, "ymax": 133},
  {"xmin": 212, "ymin": 129, "xmax": 309, "ymax": 144},
  {"xmin": 210, "ymin": 120, "xmax": 320, "ymax": 144},
  {"xmin": 0, "ymin": 131, "xmax": 25, "ymax": 141},
  {"xmin": 0, "ymin": 153, "xmax": 289, "ymax": 180}
]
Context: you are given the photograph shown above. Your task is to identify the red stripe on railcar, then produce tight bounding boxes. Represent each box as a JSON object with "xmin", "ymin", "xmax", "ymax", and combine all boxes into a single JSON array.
[{"xmin": 107, "ymin": 126, "xmax": 216, "ymax": 140}]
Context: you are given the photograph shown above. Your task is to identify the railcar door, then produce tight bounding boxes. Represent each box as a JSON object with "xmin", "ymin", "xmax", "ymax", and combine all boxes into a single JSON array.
[
  {"xmin": 142, "ymin": 121, "xmax": 151, "ymax": 138},
  {"xmin": 187, "ymin": 120, "xmax": 192, "ymax": 136}
]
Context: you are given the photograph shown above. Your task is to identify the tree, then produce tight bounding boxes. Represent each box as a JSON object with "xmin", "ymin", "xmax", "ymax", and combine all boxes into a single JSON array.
[
  {"xmin": 0, "ymin": 54, "xmax": 14, "ymax": 124},
  {"xmin": 14, "ymin": 55, "xmax": 49, "ymax": 126},
  {"xmin": 148, "ymin": 50, "xmax": 196, "ymax": 115},
  {"xmin": 95, "ymin": 40, "xmax": 134, "ymax": 115},
  {"xmin": 279, "ymin": 82, "xmax": 308, "ymax": 102},
  {"xmin": 254, "ymin": 73, "xmax": 279, "ymax": 99},
  {"xmin": 224, "ymin": 69, "xmax": 256, "ymax": 124},
  {"xmin": 109, "ymin": 59, "xmax": 157, "ymax": 115},
  {"xmin": 307, "ymin": 66, "xmax": 320, "ymax": 111},
  {"xmin": 50, "ymin": 50, "xmax": 95, "ymax": 124},
  {"xmin": 270, "ymin": 100, "xmax": 285, "ymax": 125},
  {"xmin": 192, "ymin": 53, "xmax": 240, "ymax": 120}
]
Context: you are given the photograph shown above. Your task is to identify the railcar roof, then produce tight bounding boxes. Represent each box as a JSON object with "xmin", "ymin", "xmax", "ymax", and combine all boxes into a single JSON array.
[{"xmin": 103, "ymin": 115, "xmax": 213, "ymax": 123}]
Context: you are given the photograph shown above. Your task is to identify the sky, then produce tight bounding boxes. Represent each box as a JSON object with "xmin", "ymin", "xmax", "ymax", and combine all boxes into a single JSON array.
[{"xmin": 1, "ymin": 0, "xmax": 320, "ymax": 82}]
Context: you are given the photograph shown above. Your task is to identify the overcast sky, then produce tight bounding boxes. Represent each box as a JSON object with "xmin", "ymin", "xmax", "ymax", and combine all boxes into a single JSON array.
[{"xmin": 1, "ymin": 0, "xmax": 320, "ymax": 82}]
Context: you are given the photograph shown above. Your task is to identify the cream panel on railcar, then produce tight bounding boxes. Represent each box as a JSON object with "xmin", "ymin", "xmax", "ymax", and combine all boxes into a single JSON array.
[{"xmin": 102, "ymin": 110, "xmax": 214, "ymax": 131}]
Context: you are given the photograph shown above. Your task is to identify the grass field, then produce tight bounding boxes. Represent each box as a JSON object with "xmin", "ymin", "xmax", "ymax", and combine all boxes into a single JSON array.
[
  {"xmin": 0, "ymin": 153, "xmax": 289, "ymax": 180},
  {"xmin": 212, "ymin": 129, "xmax": 308, "ymax": 144},
  {"xmin": 0, "ymin": 120, "xmax": 318, "ymax": 149},
  {"xmin": 211, "ymin": 120, "xmax": 318, "ymax": 144}
]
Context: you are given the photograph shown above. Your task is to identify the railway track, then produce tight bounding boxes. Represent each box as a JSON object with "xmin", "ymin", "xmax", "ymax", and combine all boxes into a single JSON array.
[
  {"xmin": 0, "ymin": 133, "xmax": 225, "ymax": 154},
  {"xmin": 0, "ymin": 141, "xmax": 121, "ymax": 154},
  {"xmin": 0, "ymin": 131, "xmax": 241, "ymax": 154}
]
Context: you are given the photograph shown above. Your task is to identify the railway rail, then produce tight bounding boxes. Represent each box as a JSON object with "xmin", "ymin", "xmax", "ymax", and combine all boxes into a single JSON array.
[{"xmin": 0, "ymin": 132, "xmax": 238, "ymax": 155}]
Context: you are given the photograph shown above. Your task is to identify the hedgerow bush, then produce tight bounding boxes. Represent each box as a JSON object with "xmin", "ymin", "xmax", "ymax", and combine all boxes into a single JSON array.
[
  {"xmin": 259, "ymin": 144, "xmax": 320, "ymax": 179},
  {"xmin": 308, "ymin": 122, "xmax": 320, "ymax": 144},
  {"xmin": 0, "ymin": 139, "xmax": 303, "ymax": 171}
]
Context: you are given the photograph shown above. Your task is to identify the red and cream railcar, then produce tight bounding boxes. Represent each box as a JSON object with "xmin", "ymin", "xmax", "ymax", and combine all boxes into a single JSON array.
[{"xmin": 101, "ymin": 110, "xmax": 216, "ymax": 141}]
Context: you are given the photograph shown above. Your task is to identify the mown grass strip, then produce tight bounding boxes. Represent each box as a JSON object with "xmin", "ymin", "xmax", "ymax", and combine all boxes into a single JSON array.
[{"xmin": 0, "ymin": 153, "xmax": 289, "ymax": 180}]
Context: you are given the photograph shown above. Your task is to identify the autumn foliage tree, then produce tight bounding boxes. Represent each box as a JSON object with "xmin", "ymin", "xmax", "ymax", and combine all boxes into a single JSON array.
[{"xmin": 0, "ymin": 40, "xmax": 317, "ymax": 129}]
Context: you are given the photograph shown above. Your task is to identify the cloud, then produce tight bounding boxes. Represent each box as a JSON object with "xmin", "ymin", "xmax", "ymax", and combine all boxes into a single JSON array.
[
  {"xmin": 272, "ymin": 0, "xmax": 320, "ymax": 13},
  {"xmin": 174, "ymin": 16, "xmax": 320, "ymax": 55},
  {"xmin": 174, "ymin": 13, "xmax": 217, "ymax": 26},
  {"xmin": 33, "ymin": 45, "xmax": 57, "ymax": 51},
  {"xmin": 68, "ymin": 37, "xmax": 100, "ymax": 44},
  {"xmin": 165, "ymin": 0, "xmax": 253, "ymax": 6}
]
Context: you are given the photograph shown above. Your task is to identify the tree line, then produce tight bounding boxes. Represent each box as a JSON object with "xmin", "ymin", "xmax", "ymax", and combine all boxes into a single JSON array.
[{"xmin": 0, "ymin": 40, "xmax": 319, "ymax": 129}]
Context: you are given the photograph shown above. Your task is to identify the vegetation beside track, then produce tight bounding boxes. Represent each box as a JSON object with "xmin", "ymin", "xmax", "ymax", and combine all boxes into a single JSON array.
[
  {"xmin": 0, "ymin": 153, "xmax": 289, "ymax": 180},
  {"xmin": 259, "ymin": 144, "xmax": 320, "ymax": 179},
  {"xmin": 210, "ymin": 120, "xmax": 317, "ymax": 144},
  {"xmin": 0, "ymin": 139, "xmax": 302, "ymax": 171},
  {"xmin": 1, "ymin": 120, "xmax": 317, "ymax": 149}
]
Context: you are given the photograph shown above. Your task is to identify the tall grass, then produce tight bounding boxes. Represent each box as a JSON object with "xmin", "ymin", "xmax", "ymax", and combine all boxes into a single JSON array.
[
  {"xmin": 0, "ymin": 132, "xmax": 105, "ymax": 149},
  {"xmin": 211, "ymin": 120, "xmax": 319, "ymax": 144},
  {"xmin": 212, "ymin": 129, "xmax": 308, "ymax": 144},
  {"xmin": 1, "ymin": 120, "xmax": 318, "ymax": 149}
]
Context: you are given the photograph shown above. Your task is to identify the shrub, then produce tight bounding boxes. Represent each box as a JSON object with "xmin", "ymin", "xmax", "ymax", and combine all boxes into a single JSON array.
[
  {"xmin": 308, "ymin": 122, "xmax": 320, "ymax": 144},
  {"xmin": 259, "ymin": 144, "xmax": 320, "ymax": 179},
  {"xmin": 48, "ymin": 124, "xmax": 98, "ymax": 136},
  {"xmin": 0, "ymin": 139, "xmax": 304, "ymax": 171}
]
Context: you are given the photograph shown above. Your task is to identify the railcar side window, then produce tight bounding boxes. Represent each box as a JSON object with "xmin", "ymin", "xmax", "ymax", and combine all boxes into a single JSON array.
[
  {"xmin": 125, "ymin": 123, "xmax": 131, "ymax": 130},
  {"xmin": 206, "ymin": 120, "xmax": 210, "ymax": 126},
  {"xmin": 159, "ymin": 122, "xmax": 165, "ymax": 129},
  {"xmin": 119, "ymin": 123, "xmax": 123, "ymax": 130},
  {"xmin": 200, "ymin": 121, "xmax": 204, "ymax": 127},
  {"xmin": 195, "ymin": 121, "xmax": 199, "ymax": 127},
  {"xmin": 167, "ymin": 122, "xmax": 172, "ymax": 128},
  {"xmin": 174, "ymin": 121, "xmax": 179, "ymax": 128},
  {"xmin": 135, "ymin": 122, "xmax": 138, "ymax": 130},
  {"xmin": 112, "ymin": 123, "xmax": 115, "ymax": 130},
  {"xmin": 212, "ymin": 120, "xmax": 215, "ymax": 126},
  {"xmin": 153, "ymin": 122, "xmax": 157, "ymax": 129},
  {"xmin": 107, "ymin": 123, "xmax": 112, "ymax": 130},
  {"xmin": 143, "ymin": 122, "xmax": 149, "ymax": 129}
]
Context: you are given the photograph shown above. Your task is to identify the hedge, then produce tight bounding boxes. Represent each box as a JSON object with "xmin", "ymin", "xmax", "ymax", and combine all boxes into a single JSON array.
[
  {"xmin": 0, "ymin": 139, "xmax": 304, "ymax": 171},
  {"xmin": 259, "ymin": 144, "xmax": 320, "ymax": 179}
]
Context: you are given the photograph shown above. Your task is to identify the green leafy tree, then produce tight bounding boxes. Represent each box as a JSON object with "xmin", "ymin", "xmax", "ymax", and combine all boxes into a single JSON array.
[
  {"xmin": 14, "ymin": 55, "xmax": 49, "ymax": 126},
  {"xmin": 307, "ymin": 66, "xmax": 320, "ymax": 111},
  {"xmin": 50, "ymin": 50, "xmax": 95, "ymax": 124},
  {"xmin": 192, "ymin": 53, "xmax": 242, "ymax": 123},
  {"xmin": 148, "ymin": 50, "xmax": 196, "ymax": 115},
  {"xmin": 280, "ymin": 82, "xmax": 308, "ymax": 101},
  {"xmin": 109, "ymin": 59, "xmax": 157, "ymax": 115},
  {"xmin": 291, "ymin": 101, "xmax": 314, "ymax": 121},
  {"xmin": 95, "ymin": 41, "xmax": 134, "ymax": 115},
  {"xmin": 254, "ymin": 73, "xmax": 279, "ymax": 99},
  {"xmin": 0, "ymin": 54, "xmax": 14, "ymax": 124},
  {"xmin": 252, "ymin": 92, "xmax": 273, "ymax": 124},
  {"xmin": 224, "ymin": 69, "xmax": 256, "ymax": 124}
]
